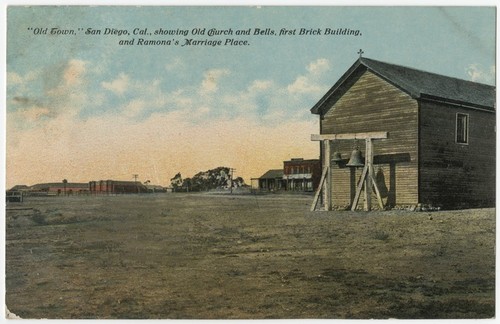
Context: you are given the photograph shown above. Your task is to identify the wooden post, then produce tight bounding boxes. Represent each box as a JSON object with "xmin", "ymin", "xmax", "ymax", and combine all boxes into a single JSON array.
[
  {"xmin": 351, "ymin": 166, "xmax": 368, "ymax": 211},
  {"xmin": 310, "ymin": 165, "xmax": 329, "ymax": 211},
  {"xmin": 324, "ymin": 140, "xmax": 331, "ymax": 211},
  {"xmin": 310, "ymin": 139, "xmax": 332, "ymax": 211},
  {"xmin": 371, "ymin": 172, "xmax": 385, "ymax": 210},
  {"xmin": 364, "ymin": 138, "xmax": 373, "ymax": 211}
]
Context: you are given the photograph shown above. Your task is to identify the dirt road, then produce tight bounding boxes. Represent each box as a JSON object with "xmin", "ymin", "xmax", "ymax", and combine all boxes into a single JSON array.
[{"xmin": 5, "ymin": 193, "xmax": 495, "ymax": 319}]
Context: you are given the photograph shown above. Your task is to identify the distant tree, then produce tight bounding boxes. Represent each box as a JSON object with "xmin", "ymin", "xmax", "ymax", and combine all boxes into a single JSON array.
[
  {"xmin": 170, "ymin": 173, "xmax": 182, "ymax": 192},
  {"xmin": 183, "ymin": 178, "xmax": 192, "ymax": 192},
  {"xmin": 234, "ymin": 177, "xmax": 245, "ymax": 187},
  {"xmin": 169, "ymin": 167, "xmax": 246, "ymax": 193}
]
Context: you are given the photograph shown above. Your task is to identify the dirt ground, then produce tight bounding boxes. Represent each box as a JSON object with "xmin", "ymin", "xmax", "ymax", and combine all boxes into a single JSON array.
[{"xmin": 5, "ymin": 193, "xmax": 495, "ymax": 319}]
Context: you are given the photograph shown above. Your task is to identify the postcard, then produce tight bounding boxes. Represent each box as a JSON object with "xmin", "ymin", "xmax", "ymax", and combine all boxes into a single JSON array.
[{"xmin": 5, "ymin": 5, "xmax": 496, "ymax": 319}]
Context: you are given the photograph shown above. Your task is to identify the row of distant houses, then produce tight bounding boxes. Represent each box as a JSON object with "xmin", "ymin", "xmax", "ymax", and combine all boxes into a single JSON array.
[{"xmin": 8, "ymin": 180, "xmax": 170, "ymax": 198}]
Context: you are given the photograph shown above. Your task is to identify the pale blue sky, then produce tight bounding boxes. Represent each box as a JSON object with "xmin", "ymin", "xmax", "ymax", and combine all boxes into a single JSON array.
[
  {"xmin": 7, "ymin": 7, "xmax": 495, "ymax": 120},
  {"xmin": 5, "ymin": 6, "xmax": 496, "ymax": 187}
]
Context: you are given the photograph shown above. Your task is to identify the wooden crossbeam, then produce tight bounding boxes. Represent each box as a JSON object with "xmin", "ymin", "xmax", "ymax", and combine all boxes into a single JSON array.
[{"xmin": 311, "ymin": 132, "xmax": 388, "ymax": 141}]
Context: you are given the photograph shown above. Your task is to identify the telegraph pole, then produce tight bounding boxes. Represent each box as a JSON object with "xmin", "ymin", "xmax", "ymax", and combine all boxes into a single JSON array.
[
  {"xmin": 229, "ymin": 168, "xmax": 236, "ymax": 194},
  {"xmin": 133, "ymin": 174, "xmax": 139, "ymax": 193}
]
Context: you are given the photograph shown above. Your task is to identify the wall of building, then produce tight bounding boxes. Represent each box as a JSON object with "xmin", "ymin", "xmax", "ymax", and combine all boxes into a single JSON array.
[
  {"xmin": 29, "ymin": 183, "xmax": 90, "ymax": 195},
  {"xmin": 321, "ymin": 70, "xmax": 419, "ymax": 208},
  {"xmin": 419, "ymin": 101, "xmax": 496, "ymax": 208},
  {"xmin": 258, "ymin": 178, "xmax": 284, "ymax": 191},
  {"xmin": 89, "ymin": 180, "xmax": 147, "ymax": 194}
]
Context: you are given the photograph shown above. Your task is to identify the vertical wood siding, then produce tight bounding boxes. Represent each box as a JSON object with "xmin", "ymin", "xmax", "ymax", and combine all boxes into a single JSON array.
[
  {"xmin": 321, "ymin": 71, "xmax": 419, "ymax": 207},
  {"xmin": 419, "ymin": 101, "xmax": 495, "ymax": 208}
]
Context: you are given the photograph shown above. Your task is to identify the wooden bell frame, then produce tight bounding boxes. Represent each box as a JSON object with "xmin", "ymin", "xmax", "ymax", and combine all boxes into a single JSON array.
[{"xmin": 310, "ymin": 131, "xmax": 388, "ymax": 212}]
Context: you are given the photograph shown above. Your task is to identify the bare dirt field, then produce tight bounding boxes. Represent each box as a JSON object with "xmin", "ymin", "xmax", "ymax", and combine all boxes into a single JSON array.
[{"xmin": 5, "ymin": 193, "xmax": 495, "ymax": 319}]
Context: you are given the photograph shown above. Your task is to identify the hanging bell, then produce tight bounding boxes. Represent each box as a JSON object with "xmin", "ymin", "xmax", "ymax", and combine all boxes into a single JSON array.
[
  {"xmin": 331, "ymin": 152, "xmax": 342, "ymax": 163},
  {"xmin": 346, "ymin": 149, "xmax": 364, "ymax": 167}
]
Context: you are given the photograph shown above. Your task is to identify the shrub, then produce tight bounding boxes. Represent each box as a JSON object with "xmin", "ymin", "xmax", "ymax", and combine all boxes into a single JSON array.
[
  {"xmin": 31, "ymin": 209, "xmax": 47, "ymax": 225},
  {"xmin": 372, "ymin": 230, "xmax": 390, "ymax": 241}
]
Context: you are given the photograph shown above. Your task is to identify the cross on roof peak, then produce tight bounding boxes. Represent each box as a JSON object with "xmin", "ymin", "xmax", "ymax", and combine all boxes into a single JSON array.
[{"xmin": 357, "ymin": 49, "xmax": 364, "ymax": 57}]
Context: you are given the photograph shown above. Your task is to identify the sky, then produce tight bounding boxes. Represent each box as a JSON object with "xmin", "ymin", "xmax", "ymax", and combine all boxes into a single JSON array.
[{"xmin": 4, "ymin": 5, "xmax": 496, "ymax": 188}]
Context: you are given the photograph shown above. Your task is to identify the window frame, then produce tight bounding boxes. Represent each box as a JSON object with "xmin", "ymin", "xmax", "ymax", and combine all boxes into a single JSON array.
[{"xmin": 456, "ymin": 112, "xmax": 469, "ymax": 145}]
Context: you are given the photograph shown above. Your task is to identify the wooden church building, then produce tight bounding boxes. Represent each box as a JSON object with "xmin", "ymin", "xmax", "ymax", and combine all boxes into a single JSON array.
[{"xmin": 311, "ymin": 57, "xmax": 495, "ymax": 210}]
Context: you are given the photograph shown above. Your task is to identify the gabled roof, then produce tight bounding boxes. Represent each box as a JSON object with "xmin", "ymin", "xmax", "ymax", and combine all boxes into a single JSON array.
[
  {"xmin": 259, "ymin": 169, "xmax": 284, "ymax": 179},
  {"xmin": 311, "ymin": 57, "xmax": 495, "ymax": 115}
]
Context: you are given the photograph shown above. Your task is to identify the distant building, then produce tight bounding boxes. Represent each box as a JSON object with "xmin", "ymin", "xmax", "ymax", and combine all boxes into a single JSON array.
[
  {"xmin": 254, "ymin": 158, "xmax": 321, "ymax": 192},
  {"xmin": 283, "ymin": 158, "xmax": 321, "ymax": 192},
  {"xmin": 29, "ymin": 182, "xmax": 90, "ymax": 196},
  {"xmin": 144, "ymin": 184, "xmax": 167, "ymax": 193},
  {"xmin": 255, "ymin": 169, "xmax": 284, "ymax": 191},
  {"xmin": 89, "ymin": 180, "xmax": 148, "ymax": 194},
  {"xmin": 6, "ymin": 186, "xmax": 27, "ymax": 202},
  {"xmin": 9, "ymin": 185, "xmax": 29, "ymax": 191}
]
